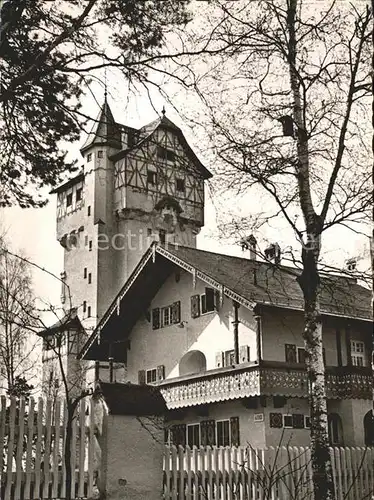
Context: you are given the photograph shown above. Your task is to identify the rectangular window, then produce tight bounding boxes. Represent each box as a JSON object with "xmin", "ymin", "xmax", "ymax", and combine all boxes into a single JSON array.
[
  {"xmin": 224, "ymin": 349, "xmax": 235, "ymax": 366},
  {"xmin": 283, "ymin": 415, "xmax": 293, "ymax": 428},
  {"xmin": 146, "ymin": 368, "xmax": 157, "ymax": 384},
  {"xmin": 85, "ymin": 235, "xmax": 88, "ymax": 246},
  {"xmin": 98, "ymin": 150, "xmax": 103, "ymax": 158},
  {"xmin": 76, "ymin": 188, "xmax": 82, "ymax": 202},
  {"xmin": 159, "ymin": 229, "xmax": 166, "ymax": 244},
  {"xmin": 285, "ymin": 344, "xmax": 297, "ymax": 363},
  {"xmin": 88, "ymin": 273, "xmax": 92, "ymax": 284},
  {"xmin": 147, "ymin": 170, "xmax": 157, "ymax": 186},
  {"xmin": 161, "ymin": 305, "xmax": 172, "ymax": 327},
  {"xmin": 157, "ymin": 146, "xmax": 175, "ymax": 162},
  {"xmin": 176, "ymin": 178, "xmax": 185, "ymax": 193},
  {"xmin": 216, "ymin": 420, "xmax": 230, "ymax": 447},
  {"xmin": 351, "ymin": 340, "xmax": 365, "ymax": 366},
  {"xmin": 87, "ymin": 306, "xmax": 91, "ymax": 318},
  {"xmin": 88, "ymin": 205, "xmax": 91, "ymax": 216},
  {"xmin": 83, "ymin": 301, "xmax": 87, "ymax": 313},
  {"xmin": 187, "ymin": 424, "xmax": 200, "ymax": 448},
  {"xmin": 201, "ymin": 288, "xmax": 216, "ymax": 314},
  {"xmin": 89, "ymin": 240, "xmax": 93, "ymax": 251},
  {"xmin": 305, "ymin": 416, "xmax": 311, "ymax": 428},
  {"xmin": 84, "ymin": 268, "xmax": 87, "ymax": 279},
  {"xmin": 87, "ymin": 153, "xmax": 92, "ymax": 162},
  {"xmin": 66, "ymin": 193, "xmax": 73, "ymax": 207},
  {"xmin": 297, "ymin": 347, "xmax": 306, "ymax": 364}
]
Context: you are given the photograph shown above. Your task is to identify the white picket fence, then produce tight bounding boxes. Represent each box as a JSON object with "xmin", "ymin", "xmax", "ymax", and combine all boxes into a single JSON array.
[
  {"xmin": 163, "ymin": 445, "xmax": 374, "ymax": 500},
  {"xmin": 0, "ymin": 396, "xmax": 95, "ymax": 500}
]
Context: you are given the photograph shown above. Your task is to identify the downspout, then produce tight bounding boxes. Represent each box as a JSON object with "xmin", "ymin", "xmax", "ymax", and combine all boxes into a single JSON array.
[{"xmin": 232, "ymin": 301, "xmax": 240, "ymax": 364}]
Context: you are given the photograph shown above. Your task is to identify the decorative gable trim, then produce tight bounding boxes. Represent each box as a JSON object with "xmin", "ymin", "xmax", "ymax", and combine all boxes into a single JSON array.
[{"xmin": 155, "ymin": 246, "xmax": 255, "ymax": 311}]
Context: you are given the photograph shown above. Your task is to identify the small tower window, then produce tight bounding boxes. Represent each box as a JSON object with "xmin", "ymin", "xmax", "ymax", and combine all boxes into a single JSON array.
[
  {"xmin": 87, "ymin": 153, "xmax": 92, "ymax": 162},
  {"xmin": 147, "ymin": 170, "xmax": 157, "ymax": 187},
  {"xmin": 97, "ymin": 150, "xmax": 103, "ymax": 159},
  {"xmin": 66, "ymin": 193, "xmax": 73, "ymax": 207},
  {"xmin": 88, "ymin": 205, "xmax": 91, "ymax": 216},
  {"xmin": 157, "ymin": 146, "xmax": 175, "ymax": 162},
  {"xmin": 84, "ymin": 268, "xmax": 87, "ymax": 279},
  {"xmin": 176, "ymin": 178, "xmax": 185, "ymax": 193},
  {"xmin": 83, "ymin": 301, "xmax": 87, "ymax": 313},
  {"xmin": 88, "ymin": 273, "xmax": 92, "ymax": 284},
  {"xmin": 87, "ymin": 306, "xmax": 91, "ymax": 318},
  {"xmin": 159, "ymin": 230, "xmax": 166, "ymax": 244},
  {"xmin": 76, "ymin": 188, "xmax": 82, "ymax": 202},
  {"xmin": 89, "ymin": 240, "xmax": 93, "ymax": 251}
]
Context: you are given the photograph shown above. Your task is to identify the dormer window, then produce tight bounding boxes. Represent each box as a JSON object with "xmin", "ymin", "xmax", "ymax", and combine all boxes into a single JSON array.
[
  {"xmin": 157, "ymin": 146, "xmax": 175, "ymax": 162},
  {"xmin": 176, "ymin": 178, "xmax": 185, "ymax": 193},
  {"xmin": 66, "ymin": 193, "xmax": 73, "ymax": 207},
  {"xmin": 147, "ymin": 170, "xmax": 157, "ymax": 187}
]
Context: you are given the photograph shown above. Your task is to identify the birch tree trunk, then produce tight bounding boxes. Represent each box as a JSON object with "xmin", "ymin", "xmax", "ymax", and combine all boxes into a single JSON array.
[{"xmin": 287, "ymin": 1, "xmax": 333, "ymax": 497}]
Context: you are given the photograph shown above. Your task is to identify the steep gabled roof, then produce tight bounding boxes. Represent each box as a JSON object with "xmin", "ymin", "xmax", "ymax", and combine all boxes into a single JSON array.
[
  {"xmin": 109, "ymin": 113, "xmax": 212, "ymax": 180},
  {"xmin": 80, "ymin": 243, "xmax": 371, "ymax": 361},
  {"xmin": 80, "ymin": 99, "xmax": 122, "ymax": 153},
  {"xmin": 38, "ymin": 308, "xmax": 83, "ymax": 337}
]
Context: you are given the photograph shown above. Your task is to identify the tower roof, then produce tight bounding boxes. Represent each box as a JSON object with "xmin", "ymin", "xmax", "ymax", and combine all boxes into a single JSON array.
[{"xmin": 80, "ymin": 99, "xmax": 122, "ymax": 153}]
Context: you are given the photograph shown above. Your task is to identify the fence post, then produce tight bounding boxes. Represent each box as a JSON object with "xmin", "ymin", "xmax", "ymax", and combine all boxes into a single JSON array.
[{"xmin": 92, "ymin": 382, "xmax": 167, "ymax": 500}]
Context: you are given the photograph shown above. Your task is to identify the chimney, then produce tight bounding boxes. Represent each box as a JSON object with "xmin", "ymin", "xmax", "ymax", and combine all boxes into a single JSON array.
[
  {"xmin": 240, "ymin": 234, "xmax": 257, "ymax": 260},
  {"xmin": 265, "ymin": 243, "xmax": 281, "ymax": 264}
]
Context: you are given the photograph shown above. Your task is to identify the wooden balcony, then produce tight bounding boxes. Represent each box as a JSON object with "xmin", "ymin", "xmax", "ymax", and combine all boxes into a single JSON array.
[{"xmin": 158, "ymin": 361, "xmax": 372, "ymax": 409}]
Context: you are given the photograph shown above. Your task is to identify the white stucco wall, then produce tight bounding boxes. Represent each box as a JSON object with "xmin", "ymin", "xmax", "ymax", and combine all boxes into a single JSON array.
[{"xmin": 125, "ymin": 270, "xmax": 258, "ymax": 382}]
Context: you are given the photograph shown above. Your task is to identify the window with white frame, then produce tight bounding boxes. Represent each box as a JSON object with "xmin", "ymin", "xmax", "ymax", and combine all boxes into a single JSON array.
[
  {"xmin": 187, "ymin": 424, "xmax": 200, "ymax": 448},
  {"xmin": 216, "ymin": 420, "xmax": 230, "ymax": 447},
  {"xmin": 146, "ymin": 368, "xmax": 157, "ymax": 384},
  {"xmin": 351, "ymin": 340, "xmax": 365, "ymax": 366},
  {"xmin": 161, "ymin": 305, "xmax": 172, "ymax": 327}
]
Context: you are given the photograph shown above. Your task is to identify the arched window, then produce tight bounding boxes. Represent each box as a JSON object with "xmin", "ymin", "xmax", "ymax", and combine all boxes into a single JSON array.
[
  {"xmin": 364, "ymin": 411, "xmax": 374, "ymax": 446},
  {"xmin": 328, "ymin": 413, "xmax": 343, "ymax": 446},
  {"xmin": 179, "ymin": 350, "xmax": 207, "ymax": 377}
]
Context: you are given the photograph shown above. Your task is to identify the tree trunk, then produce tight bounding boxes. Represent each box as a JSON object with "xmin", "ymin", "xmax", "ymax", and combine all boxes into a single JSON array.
[
  {"xmin": 64, "ymin": 407, "xmax": 74, "ymax": 500},
  {"xmin": 298, "ymin": 247, "xmax": 334, "ymax": 499},
  {"xmin": 287, "ymin": 1, "xmax": 334, "ymax": 498}
]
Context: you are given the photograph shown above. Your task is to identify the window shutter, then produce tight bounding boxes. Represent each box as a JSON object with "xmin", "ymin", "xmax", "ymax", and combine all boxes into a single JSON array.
[
  {"xmin": 270, "ymin": 413, "xmax": 283, "ymax": 428},
  {"xmin": 157, "ymin": 365, "xmax": 165, "ymax": 381},
  {"xmin": 191, "ymin": 295, "xmax": 200, "ymax": 318},
  {"xmin": 239, "ymin": 345, "xmax": 250, "ymax": 363},
  {"xmin": 206, "ymin": 420, "xmax": 216, "ymax": 446},
  {"xmin": 138, "ymin": 370, "xmax": 146, "ymax": 385},
  {"xmin": 230, "ymin": 417, "xmax": 240, "ymax": 446},
  {"xmin": 285, "ymin": 344, "xmax": 297, "ymax": 363},
  {"xmin": 205, "ymin": 287, "xmax": 215, "ymax": 311},
  {"xmin": 171, "ymin": 301, "xmax": 181, "ymax": 324},
  {"xmin": 200, "ymin": 421, "xmax": 207, "ymax": 446},
  {"xmin": 215, "ymin": 351, "xmax": 224, "ymax": 368},
  {"xmin": 152, "ymin": 308, "xmax": 160, "ymax": 329}
]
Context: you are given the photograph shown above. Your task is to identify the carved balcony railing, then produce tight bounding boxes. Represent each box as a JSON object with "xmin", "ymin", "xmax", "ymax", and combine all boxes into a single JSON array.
[{"xmin": 158, "ymin": 361, "xmax": 372, "ymax": 409}]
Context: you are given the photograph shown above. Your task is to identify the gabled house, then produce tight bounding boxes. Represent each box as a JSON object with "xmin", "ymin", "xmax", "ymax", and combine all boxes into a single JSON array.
[{"xmin": 80, "ymin": 242, "xmax": 373, "ymax": 449}]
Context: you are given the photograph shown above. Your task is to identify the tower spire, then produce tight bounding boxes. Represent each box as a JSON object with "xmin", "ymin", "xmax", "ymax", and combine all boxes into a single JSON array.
[{"xmin": 104, "ymin": 66, "xmax": 108, "ymax": 101}]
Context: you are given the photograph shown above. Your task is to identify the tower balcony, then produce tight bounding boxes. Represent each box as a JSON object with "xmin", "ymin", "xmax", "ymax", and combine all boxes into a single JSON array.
[{"xmin": 158, "ymin": 361, "xmax": 372, "ymax": 409}]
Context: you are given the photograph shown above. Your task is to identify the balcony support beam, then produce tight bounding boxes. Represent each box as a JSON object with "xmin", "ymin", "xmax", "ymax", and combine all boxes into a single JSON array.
[{"xmin": 232, "ymin": 301, "xmax": 240, "ymax": 364}]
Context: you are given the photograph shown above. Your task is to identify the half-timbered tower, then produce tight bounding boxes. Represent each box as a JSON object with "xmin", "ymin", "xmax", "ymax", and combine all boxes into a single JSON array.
[{"xmin": 50, "ymin": 99, "xmax": 212, "ymax": 357}]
